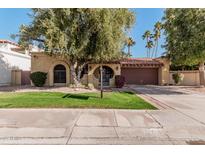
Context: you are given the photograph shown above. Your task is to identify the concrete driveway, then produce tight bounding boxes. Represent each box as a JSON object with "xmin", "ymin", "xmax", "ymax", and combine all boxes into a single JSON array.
[
  {"xmin": 0, "ymin": 86, "xmax": 205, "ymax": 144},
  {"xmin": 129, "ymin": 85, "xmax": 205, "ymax": 125}
]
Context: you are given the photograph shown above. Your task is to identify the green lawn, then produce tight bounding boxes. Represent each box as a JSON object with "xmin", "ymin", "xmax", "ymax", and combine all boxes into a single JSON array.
[{"xmin": 0, "ymin": 91, "xmax": 157, "ymax": 109}]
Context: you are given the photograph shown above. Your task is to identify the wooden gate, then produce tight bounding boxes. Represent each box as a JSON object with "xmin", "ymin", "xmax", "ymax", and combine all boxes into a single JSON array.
[{"xmin": 21, "ymin": 71, "xmax": 31, "ymax": 85}]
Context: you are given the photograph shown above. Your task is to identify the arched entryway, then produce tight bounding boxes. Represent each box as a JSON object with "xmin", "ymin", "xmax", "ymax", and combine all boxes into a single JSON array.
[
  {"xmin": 94, "ymin": 66, "xmax": 114, "ymax": 86},
  {"xmin": 54, "ymin": 64, "xmax": 66, "ymax": 84}
]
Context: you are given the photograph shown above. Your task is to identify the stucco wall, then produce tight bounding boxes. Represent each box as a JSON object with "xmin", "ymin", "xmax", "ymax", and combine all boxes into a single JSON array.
[
  {"xmin": 0, "ymin": 47, "xmax": 30, "ymax": 86},
  {"xmin": 31, "ymin": 52, "xmax": 70, "ymax": 86},
  {"xmin": 169, "ymin": 70, "xmax": 200, "ymax": 86},
  {"xmin": 199, "ymin": 63, "xmax": 205, "ymax": 86},
  {"xmin": 80, "ymin": 74, "xmax": 88, "ymax": 85},
  {"xmin": 11, "ymin": 70, "xmax": 21, "ymax": 86},
  {"xmin": 157, "ymin": 58, "xmax": 170, "ymax": 85},
  {"xmin": 88, "ymin": 63, "xmax": 121, "ymax": 88},
  {"xmin": 30, "ymin": 53, "xmax": 171, "ymax": 87}
]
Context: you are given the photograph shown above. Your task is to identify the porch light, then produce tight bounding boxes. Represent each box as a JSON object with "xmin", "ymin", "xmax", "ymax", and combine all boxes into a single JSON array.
[{"xmin": 116, "ymin": 66, "xmax": 119, "ymax": 71}]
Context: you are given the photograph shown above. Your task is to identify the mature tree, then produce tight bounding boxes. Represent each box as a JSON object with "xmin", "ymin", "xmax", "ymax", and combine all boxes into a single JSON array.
[
  {"xmin": 142, "ymin": 22, "xmax": 162, "ymax": 58},
  {"xmin": 142, "ymin": 30, "xmax": 152, "ymax": 58},
  {"xmin": 152, "ymin": 21, "xmax": 162, "ymax": 58},
  {"xmin": 125, "ymin": 37, "xmax": 136, "ymax": 57},
  {"xmin": 146, "ymin": 40, "xmax": 154, "ymax": 57},
  {"xmin": 17, "ymin": 8, "xmax": 135, "ymax": 96},
  {"xmin": 162, "ymin": 8, "xmax": 205, "ymax": 85}
]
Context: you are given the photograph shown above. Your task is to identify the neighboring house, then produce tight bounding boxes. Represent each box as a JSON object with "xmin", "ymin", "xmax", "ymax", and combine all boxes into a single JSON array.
[
  {"xmin": 0, "ymin": 40, "xmax": 31, "ymax": 86},
  {"xmin": 31, "ymin": 52, "xmax": 170, "ymax": 88}
]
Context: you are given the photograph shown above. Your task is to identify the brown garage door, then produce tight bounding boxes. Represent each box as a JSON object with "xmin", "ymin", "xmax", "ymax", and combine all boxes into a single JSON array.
[{"xmin": 121, "ymin": 68, "xmax": 158, "ymax": 85}]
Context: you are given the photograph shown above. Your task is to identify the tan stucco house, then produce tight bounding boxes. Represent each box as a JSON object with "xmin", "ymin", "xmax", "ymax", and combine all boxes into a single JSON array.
[{"xmin": 31, "ymin": 51, "xmax": 170, "ymax": 88}]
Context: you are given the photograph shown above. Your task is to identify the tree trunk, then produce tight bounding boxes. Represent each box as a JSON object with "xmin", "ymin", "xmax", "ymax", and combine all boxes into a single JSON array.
[
  {"xmin": 148, "ymin": 49, "xmax": 150, "ymax": 58},
  {"xmin": 70, "ymin": 63, "xmax": 80, "ymax": 87},
  {"xmin": 76, "ymin": 63, "xmax": 86, "ymax": 83},
  {"xmin": 151, "ymin": 47, "xmax": 154, "ymax": 58},
  {"xmin": 128, "ymin": 46, "xmax": 131, "ymax": 57},
  {"xmin": 155, "ymin": 41, "xmax": 158, "ymax": 58},
  {"xmin": 151, "ymin": 41, "xmax": 156, "ymax": 58},
  {"xmin": 77, "ymin": 67, "xmax": 82, "ymax": 83},
  {"xmin": 199, "ymin": 62, "xmax": 205, "ymax": 86},
  {"xmin": 100, "ymin": 64, "xmax": 103, "ymax": 98},
  {"xmin": 146, "ymin": 38, "xmax": 149, "ymax": 58}
]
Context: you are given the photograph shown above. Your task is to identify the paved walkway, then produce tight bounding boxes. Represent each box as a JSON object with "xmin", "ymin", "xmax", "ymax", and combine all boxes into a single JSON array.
[{"xmin": 0, "ymin": 85, "xmax": 205, "ymax": 144}]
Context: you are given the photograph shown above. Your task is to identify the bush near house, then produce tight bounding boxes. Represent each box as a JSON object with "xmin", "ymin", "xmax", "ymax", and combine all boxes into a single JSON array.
[
  {"xmin": 115, "ymin": 75, "xmax": 125, "ymax": 88},
  {"xmin": 30, "ymin": 71, "xmax": 47, "ymax": 87},
  {"xmin": 172, "ymin": 72, "xmax": 184, "ymax": 84}
]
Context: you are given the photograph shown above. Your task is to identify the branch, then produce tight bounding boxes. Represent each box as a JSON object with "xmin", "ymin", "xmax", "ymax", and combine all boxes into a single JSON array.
[{"xmin": 11, "ymin": 34, "xmax": 45, "ymax": 43}]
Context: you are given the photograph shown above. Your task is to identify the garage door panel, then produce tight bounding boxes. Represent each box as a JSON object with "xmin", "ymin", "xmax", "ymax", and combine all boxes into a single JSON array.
[{"xmin": 121, "ymin": 68, "xmax": 158, "ymax": 85}]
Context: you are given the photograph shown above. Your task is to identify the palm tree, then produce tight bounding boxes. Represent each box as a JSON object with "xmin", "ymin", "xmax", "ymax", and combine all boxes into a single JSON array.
[
  {"xmin": 126, "ymin": 37, "xmax": 136, "ymax": 57},
  {"xmin": 142, "ymin": 30, "xmax": 152, "ymax": 58},
  {"xmin": 146, "ymin": 40, "xmax": 154, "ymax": 56},
  {"xmin": 152, "ymin": 21, "xmax": 162, "ymax": 58}
]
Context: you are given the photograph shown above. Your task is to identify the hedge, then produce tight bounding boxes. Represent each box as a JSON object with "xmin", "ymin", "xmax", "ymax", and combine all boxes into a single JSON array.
[{"xmin": 30, "ymin": 71, "xmax": 47, "ymax": 87}]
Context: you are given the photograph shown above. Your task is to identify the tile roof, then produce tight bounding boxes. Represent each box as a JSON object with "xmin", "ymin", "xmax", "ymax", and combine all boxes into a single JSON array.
[
  {"xmin": 120, "ymin": 58, "xmax": 163, "ymax": 68},
  {"xmin": 88, "ymin": 58, "xmax": 163, "ymax": 68},
  {"xmin": 0, "ymin": 40, "xmax": 20, "ymax": 47}
]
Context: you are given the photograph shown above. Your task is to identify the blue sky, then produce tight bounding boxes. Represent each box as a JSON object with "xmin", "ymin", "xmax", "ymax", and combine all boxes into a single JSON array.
[{"xmin": 0, "ymin": 8, "xmax": 165, "ymax": 58}]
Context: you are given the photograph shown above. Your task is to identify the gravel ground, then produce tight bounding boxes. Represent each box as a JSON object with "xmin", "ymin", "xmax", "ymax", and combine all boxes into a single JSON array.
[{"xmin": 0, "ymin": 85, "xmax": 98, "ymax": 93}]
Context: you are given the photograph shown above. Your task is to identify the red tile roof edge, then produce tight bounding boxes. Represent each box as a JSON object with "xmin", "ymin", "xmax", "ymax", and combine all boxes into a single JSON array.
[
  {"xmin": 0, "ymin": 40, "xmax": 20, "ymax": 47},
  {"xmin": 120, "ymin": 58, "xmax": 162, "ymax": 63},
  {"xmin": 122, "ymin": 58, "xmax": 155, "ymax": 61}
]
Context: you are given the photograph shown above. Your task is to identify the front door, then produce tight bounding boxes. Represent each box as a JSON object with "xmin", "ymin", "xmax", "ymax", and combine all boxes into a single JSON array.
[{"xmin": 99, "ymin": 66, "xmax": 114, "ymax": 86}]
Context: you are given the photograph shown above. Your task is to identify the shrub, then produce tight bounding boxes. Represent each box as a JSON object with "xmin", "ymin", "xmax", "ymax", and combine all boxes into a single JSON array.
[
  {"xmin": 172, "ymin": 72, "xmax": 184, "ymax": 84},
  {"xmin": 30, "ymin": 71, "xmax": 47, "ymax": 87},
  {"xmin": 115, "ymin": 75, "xmax": 125, "ymax": 88}
]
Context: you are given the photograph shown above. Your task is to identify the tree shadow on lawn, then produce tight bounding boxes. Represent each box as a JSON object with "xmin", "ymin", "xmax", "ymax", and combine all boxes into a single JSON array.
[
  {"xmin": 62, "ymin": 93, "xmax": 99, "ymax": 100},
  {"xmin": 120, "ymin": 91, "xmax": 135, "ymax": 95},
  {"xmin": 62, "ymin": 91, "xmax": 136, "ymax": 100}
]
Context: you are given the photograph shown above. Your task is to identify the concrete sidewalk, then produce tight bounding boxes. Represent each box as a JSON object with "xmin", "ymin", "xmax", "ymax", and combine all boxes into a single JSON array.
[{"xmin": 0, "ymin": 107, "xmax": 205, "ymax": 144}]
